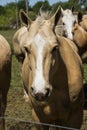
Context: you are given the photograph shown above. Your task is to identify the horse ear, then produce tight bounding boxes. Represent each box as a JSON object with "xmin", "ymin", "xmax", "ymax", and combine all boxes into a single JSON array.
[
  {"xmin": 78, "ymin": 12, "xmax": 82, "ymax": 23},
  {"xmin": 19, "ymin": 9, "xmax": 33, "ymax": 28},
  {"xmin": 49, "ymin": 6, "xmax": 61, "ymax": 28},
  {"xmin": 39, "ymin": 5, "xmax": 44, "ymax": 16},
  {"xmin": 71, "ymin": 6, "xmax": 74, "ymax": 12},
  {"xmin": 60, "ymin": 7, "xmax": 63, "ymax": 17}
]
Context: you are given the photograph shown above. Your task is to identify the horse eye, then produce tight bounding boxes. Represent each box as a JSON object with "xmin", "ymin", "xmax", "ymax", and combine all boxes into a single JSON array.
[
  {"xmin": 73, "ymin": 21, "xmax": 76, "ymax": 26},
  {"xmin": 63, "ymin": 22, "xmax": 65, "ymax": 25},
  {"xmin": 24, "ymin": 46, "xmax": 31, "ymax": 54}
]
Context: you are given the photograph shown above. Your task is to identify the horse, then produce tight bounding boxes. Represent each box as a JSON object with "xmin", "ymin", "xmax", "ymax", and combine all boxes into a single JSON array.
[
  {"xmin": 60, "ymin": 7, "xmax": 77, "ymax": 40},
  {"xmin": 13, "ymin": 7, "xmax": 84, "ymax": 130},
  {"xmin": 72, "ymin": 12, "xmax": 87, "ymax": 63},
  {"xmin": 60, "ymin": 7, "xmax": 87, "ymax": 63},
  {"xmin": 71, "ymin": 12, "xmax": 87, "ymax": 110},
  {"xmin": 0, "ymin": 34, "xmax": 11, "ymax": 130},
  {"xmin": 13, "ymin": 25, "xmax": 29, "ymax": 101},
  {"xmin": 13, "ymin": 7, "xmax": 53, "ymax": 102}
]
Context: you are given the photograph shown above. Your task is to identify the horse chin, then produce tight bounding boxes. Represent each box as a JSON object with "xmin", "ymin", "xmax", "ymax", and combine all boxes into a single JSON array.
[{"xmin": 31, "ymin": 92, "xmax": 50, "ymax": 102}]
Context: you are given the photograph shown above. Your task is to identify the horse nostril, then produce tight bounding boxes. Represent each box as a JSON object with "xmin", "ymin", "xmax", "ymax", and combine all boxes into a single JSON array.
[
  {"xmin": 35, "ymin": 89, "xmax": 50, "ymax": 101},
  {"xmin": 30, "ymin": 87, "xmax": 51, "ymax": 101},
  {"xmin": 45, "ymin": 88, "xmax": 50, "ymax": 97},
  {"xmin": 30, "ymin": 86, "xmax": 34, "ymax": 94}
]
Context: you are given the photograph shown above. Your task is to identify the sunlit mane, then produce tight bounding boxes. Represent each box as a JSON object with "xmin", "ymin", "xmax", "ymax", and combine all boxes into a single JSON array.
[
  {"xmin": 64, "ymin": 9, "xmax": 73, "ymax": 16},
  {"xmin": 35, "ymin": 9, "xmax": 51, "ymax": 24}
]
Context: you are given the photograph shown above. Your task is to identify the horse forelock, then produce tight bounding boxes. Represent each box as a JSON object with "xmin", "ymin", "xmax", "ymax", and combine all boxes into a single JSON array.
[
  {"xmin": 35, "ymin": 10, "xmax": 51, "ymax": 26},
  {"xmin": 35, "ymin": 17, "xmax": 46, "ymax": 26},
  {"xmin": 62, "ymin": 9, "xmax": 76, "ymax": 22},
  {"xmin": 63, "ymin": 9, "xmax": 73, "ymax": 16}
]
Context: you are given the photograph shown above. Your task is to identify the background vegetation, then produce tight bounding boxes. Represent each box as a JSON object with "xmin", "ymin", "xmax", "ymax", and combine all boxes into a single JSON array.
[{"xmin": 0, "ymin": 0, "xmax": 87, "ymax": 29}]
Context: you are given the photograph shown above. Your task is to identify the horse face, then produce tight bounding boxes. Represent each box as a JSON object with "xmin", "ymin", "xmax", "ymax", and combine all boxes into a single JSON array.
[
  {"xmin": 19, "ymin": 6, "xmax": 61, "ymax": 101},
  {"xmin": 23, "ymin": 22, "xmax": 59, "ymax": 101},
  {"xmin": 61, "ymin": 9, "xmax": 76, "ymax": 40}
]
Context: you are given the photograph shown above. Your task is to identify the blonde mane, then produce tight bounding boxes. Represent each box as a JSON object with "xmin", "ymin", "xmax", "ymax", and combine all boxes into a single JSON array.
[{"xmin": 35, "ymin": 8, "xmax": 52, "ymax": 25}]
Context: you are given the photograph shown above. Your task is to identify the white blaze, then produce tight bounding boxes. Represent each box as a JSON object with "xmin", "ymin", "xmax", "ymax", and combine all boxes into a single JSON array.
[
  {"xmin": 62, "ymin": 10, "xmax": 76, "ymax": 40},
  {"xmin": 64, "ymin": 19, "xmax": 73, "ymax": 40},
  {"xmin": 32, "ymin": 33, "xmax": 46, "ymax": 93}
]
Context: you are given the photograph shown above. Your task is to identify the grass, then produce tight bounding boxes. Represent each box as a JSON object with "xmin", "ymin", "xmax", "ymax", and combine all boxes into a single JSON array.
[
  {"xmin": 0, "ymin": 29, "xmax": 15, "ymax": 53},
  {"xmin": 83, "ymin": 64, "xmax": 87, "ymax": 83}
]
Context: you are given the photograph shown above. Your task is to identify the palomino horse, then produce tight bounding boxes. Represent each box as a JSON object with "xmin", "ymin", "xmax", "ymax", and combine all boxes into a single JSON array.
[
  {"xmin": 72, "ymin": 12, "xmax": 87, "ymax": 63},
  {"xmin": 60, "ymin": 7, "xmax": 87, "ymax": 63},
  {"xmin": 14, "ymin": 7, "xmax": 84, "ymax": 130},
  {"xmin": 60, "ymin": 7, "xmax": 77, "ymax": 40},
  {"xmin": 13, "ymin": 23, "xmax": 29, "ymax": 101},
  {"xmin": 0, "ymin": 35, "xmax": 11, "ymax": 130}
]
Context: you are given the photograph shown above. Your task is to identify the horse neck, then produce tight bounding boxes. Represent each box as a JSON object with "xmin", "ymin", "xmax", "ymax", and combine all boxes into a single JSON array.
[
  {"xmin": 52, "ymin": 51, "xmax": 68, "ymax": 89},
  {"xmin": 74, "ymin": 27, "xmax": 87, "ymax": 45}
]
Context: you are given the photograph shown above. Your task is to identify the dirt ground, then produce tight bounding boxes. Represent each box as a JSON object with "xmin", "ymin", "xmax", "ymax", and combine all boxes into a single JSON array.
[{"xmin": 5, "ymin": 87, "xmax": 33, "ymax": 130}]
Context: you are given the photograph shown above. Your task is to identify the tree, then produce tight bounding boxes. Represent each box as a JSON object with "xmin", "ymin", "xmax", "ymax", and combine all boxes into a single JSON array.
[
  {"xmin": 32, "ymin": 0, "xmax": 51, "ymax": 15},
  {"xmin": 0, "ymin": 6, "xmax": 6, "ymax": 15},
  {"xmin": 68, "ymin": 0, "xmax": 81, "ymax": 11},
  {"xmin": 32, "ymin": 1, "xmax": 44, "ymax": 14},
  {"xmin": 18, "ymin": 0, "xmax": 26, "ymax": 11},
  {"xmin": 79, "ymin": 0, "xmax": 87, "ymax": 9}
]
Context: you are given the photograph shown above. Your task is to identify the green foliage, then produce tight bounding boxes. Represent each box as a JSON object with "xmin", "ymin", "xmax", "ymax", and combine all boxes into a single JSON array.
[
  {"xmin": 11, "ymin": 55, "xmax": 22, "ymax": 88},
  {"xmin": 32, "ymin": 0, "xmax": 51, "ymax": 18},
  {"xmin": 32, "ymin": 1, "xmax": 44, "ymax": 14},
  {"xmin": 18, "ymin": 0, "xmax": 26, "ymax": 11},
  {"xmin": 29, "ymin": 11, "xmax": 36, "ymax": 20},
  {"xmin": 0, "ymin": 0, "xmax": 86, "ymax": 27},
  {"xmin": 68, "ymin": 0, "xmax": 81, "ymax": 11},
  {"xmin": 0, "ymin": 3, "xmax": 17, "ymax": 26},
  {"xmin": 0, "ymin": 5, "xmax": 6, "ymax": 15},
  {"xmin": 0, "ymin": 15, "xmax": 8, "ymax": 26},
  {"xmin": 84, "ymin": 64, "xmax": 87, "ymax": 83}
]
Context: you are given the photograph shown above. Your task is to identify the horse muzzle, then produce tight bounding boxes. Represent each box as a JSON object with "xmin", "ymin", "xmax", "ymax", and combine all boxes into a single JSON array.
[{"xmin": 30, "ymin": 87, "xmax": 51, "ymax": 101}]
